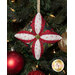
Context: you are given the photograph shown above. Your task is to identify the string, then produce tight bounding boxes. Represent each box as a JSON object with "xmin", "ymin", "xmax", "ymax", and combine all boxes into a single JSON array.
[{"xmin": 37, "ymin": 0, "xmax": 40, "ymax": 13}]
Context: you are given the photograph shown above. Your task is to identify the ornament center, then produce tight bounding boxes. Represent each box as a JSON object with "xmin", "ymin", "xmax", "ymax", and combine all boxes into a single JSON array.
[{"xmin": 35, "ymin": 35, "xmax": 40, "ymax": 39}]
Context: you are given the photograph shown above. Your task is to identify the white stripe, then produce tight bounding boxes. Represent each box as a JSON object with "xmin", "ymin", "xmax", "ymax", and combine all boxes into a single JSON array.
[
  {"xmin": 15, "ymin": 33, "xmax": 35, "ymax": 40},
  {"xmin": 40, "ymin": 34, "xmax": 62, "ymax": 41},
  {"xmin": 34, "ymin": 39, "xmax": 41, "ymax": 60},
  {"xmin": 35, "ymin": 13, "xmax": 42, "ymax": 34}
]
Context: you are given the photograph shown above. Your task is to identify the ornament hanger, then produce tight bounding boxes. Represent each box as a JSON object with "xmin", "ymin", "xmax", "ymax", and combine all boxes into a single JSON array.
[
  {"xmin": 37, "ymin": 0, "xmax": 40, "ymax": 13},
  {"xmin": 11, "ymin": 47, "xmax": 14, "ymax": 51},
  {"xmin": 14, "ymin": 0, "xmax": 62, "ymax": 60}
]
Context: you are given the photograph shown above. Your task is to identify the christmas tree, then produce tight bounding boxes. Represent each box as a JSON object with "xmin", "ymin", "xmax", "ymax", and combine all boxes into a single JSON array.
[{"xmin": 7, "ymin": 0, "xmax": 67, "ymax": 75}]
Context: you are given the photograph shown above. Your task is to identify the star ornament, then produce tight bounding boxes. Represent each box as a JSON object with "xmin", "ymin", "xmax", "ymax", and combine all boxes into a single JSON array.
[{"xmin": 14, "ymin": 13, "xmax": 62, "ymax": 60}]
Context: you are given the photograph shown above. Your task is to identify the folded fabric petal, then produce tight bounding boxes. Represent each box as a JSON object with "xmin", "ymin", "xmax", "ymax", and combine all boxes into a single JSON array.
[
  {"xmin": 40, "ymin": 30, "xmax": 62, "ymax": 43},
  {"xmin": 14, "ymin": 31, "xmax": 35, "ymax": 43},
  {"xmin": 31, "ymin": 13, "xmax": 45, "ymax": 35},
  {"xmin": 32, "ymin": 39, "xmax": 44, "ymax": 60}
]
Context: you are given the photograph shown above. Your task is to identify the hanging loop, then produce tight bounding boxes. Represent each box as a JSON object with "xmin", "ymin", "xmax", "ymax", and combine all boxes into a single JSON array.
[{"xmin": 37, "ymin": 0, "xmax": 40, "ymax": 13}]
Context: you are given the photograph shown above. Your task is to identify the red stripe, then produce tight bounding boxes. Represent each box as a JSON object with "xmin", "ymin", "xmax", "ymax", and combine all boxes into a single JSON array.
[
  {"xmin": 39, "ymin": 39, "xmax": 44, "ymax": 57},
  {"xmin": 39, "ymin": 15, "xmax": 45, "ymax": 35},
  {"xmin": 31, "ymin": 16, "xmax": 36, "ymax": 35},
  {"xmin": 32, "ymin": 39, "xmax": 37, "ymax": 58}
]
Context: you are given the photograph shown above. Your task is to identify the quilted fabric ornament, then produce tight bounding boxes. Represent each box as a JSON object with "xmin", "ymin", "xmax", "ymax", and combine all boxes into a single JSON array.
[{"xmin": 15, "ymin": 13, "xmax": 62, "ymax": 60}]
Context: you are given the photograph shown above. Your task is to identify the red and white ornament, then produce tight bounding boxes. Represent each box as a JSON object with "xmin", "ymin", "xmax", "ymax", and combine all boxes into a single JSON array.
[{"xmin": 15, "ymin": 13, "xmax": 62, "ymax": 60}]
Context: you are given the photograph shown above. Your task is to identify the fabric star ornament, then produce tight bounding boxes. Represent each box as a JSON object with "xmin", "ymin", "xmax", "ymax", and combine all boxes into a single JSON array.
[{"xmin": 14, "ymin": 13, "xmax": 62, "ymax": 60}]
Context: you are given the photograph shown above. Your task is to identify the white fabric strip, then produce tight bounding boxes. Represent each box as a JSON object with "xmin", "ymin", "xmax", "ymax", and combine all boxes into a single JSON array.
[
  {"xmin": 40, "ymin": 34, "xmax": 62, "ymax": 41},
  {"xmin": 35, "ymin": 13, "xmax": 42, "ymax": 34},
  {"xmin": 15, "ymin": 33, "xmax": 35, "ymax": 40},
  {"xmin": 34, "ymin": 39, "xmax": 41, "ymax": 60}
]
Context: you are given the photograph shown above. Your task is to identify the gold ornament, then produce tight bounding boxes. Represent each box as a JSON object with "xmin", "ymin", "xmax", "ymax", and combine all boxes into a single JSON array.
[
  {"xmin": 7, "ymin": 40, "xmax": 9, "ymax": 42},
  {"xmin": 50, "ymin": 14, "xmax": 55, "ymax": 18},
  {"xmin": 52, "ymin": 59, "xmax": 64, "ymax": 72},
  {"xmin": 11, "ymin": 0, "xmax": 15, "ymax": 3},
  {"xmin": 49, "ymin": 73, "xmax": 50, "ymax": 75},
  {"xmin": 53, "ymin": 49, "xmax": 56, "ymax": 54},
  {"xmin": 36, "ymin": 65, "xmax": 38, "ymax": 68},
  {"xmin": 12, "ymin": 19, "xmax": 17, "ymax": 22},
  {"xmin": 63, "ymin": 70, "xmax": 66, "ymax": 74},
  {"xmin": 10, "ymin": 8, "xmax": 15, "ymax": 12},
  {"xmin": 58, "ymin": 32, "xmax": 67, "ymax": 53}
]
